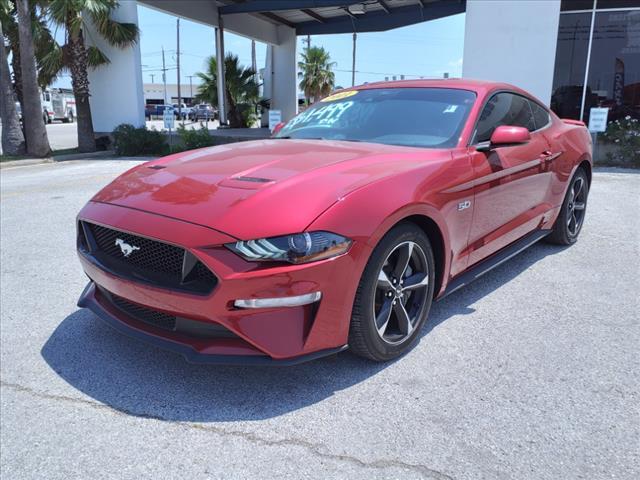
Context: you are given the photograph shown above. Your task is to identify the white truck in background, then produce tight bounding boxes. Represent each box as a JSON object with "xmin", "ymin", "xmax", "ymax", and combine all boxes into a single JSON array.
[{"xmin": 42, "ymin": 88, "xmax": 76, "ymax": 124}]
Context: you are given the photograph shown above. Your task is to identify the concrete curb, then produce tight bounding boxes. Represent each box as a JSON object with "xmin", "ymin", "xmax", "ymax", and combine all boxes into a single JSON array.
[
  {"xmin": 0, "ymin": 158, "xmax": 54, "ymax": 169},
  {"xmin": 0, "ymin": 151, "xmax": 155, "ymax": 169}
]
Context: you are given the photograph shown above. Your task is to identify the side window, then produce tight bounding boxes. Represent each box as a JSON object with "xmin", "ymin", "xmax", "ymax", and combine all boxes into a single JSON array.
[
  {"xmin": 474, "ymin": 93, "xmax": 536, "ymax": 143},
  {"xmin": 529, "ymin": 101, "xmax": 551, "ymax": 130}
]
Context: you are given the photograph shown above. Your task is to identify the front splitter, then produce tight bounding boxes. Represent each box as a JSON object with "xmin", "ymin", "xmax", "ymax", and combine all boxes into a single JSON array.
[{"xmin": 77, "ymin": 281, "xmax": 348, "ymax": 366}]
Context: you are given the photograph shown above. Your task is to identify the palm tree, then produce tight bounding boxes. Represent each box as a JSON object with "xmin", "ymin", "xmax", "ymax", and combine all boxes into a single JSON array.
[
  {"xmin": 1, "ymin": 0, "xmax": 57, "ymax": 107},
  {"xmin": 0, "ymin": 15, "xmax": 25, "ymax": 156},
  {"xmin": 298, "ymin": 46, "xmax": 336, "ymax": 104},
  {"xmin": 15, "ymin": 0, "xmax": 49, "ymax": 157},
  {"xmin": 196, "ymin": 53, "xmax": 259, "ymax": 128},
  {"xmin": 42, "ymin": 0, "xmax": 138, "ymax": 152}
]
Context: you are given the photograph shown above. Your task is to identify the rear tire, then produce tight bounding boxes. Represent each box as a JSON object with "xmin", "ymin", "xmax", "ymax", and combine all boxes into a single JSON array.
[
  {"xmin": 349, "ymin": 223, "xmax": 435, "ymax": 361},
  {"xmin": 546, "ymin": 168, "xmax": 589, "ymax": 245}
]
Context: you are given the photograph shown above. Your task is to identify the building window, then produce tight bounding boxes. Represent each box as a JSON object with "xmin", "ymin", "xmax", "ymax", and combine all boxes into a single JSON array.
[
  {"xmin": 552, "ymin": 5, "xmax": 639, "ymax": 122},
  {"xmin": 551, "ymin": 13, "xmax": 592, "ymax": 120},
  {"xmin": 585, "ymin": 10, "xmax": 640, "ymax": 122}
]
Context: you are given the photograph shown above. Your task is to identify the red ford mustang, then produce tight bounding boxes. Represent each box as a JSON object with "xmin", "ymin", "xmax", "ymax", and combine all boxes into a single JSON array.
[{"xmin": 76, "ymin": 80, "xmax": 592, "ymax": 364}]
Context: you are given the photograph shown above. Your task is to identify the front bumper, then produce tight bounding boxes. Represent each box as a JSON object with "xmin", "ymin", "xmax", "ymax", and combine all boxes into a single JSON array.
[
  {"xmin": 76, "ymin": 202, "xmax": 365, "ymax": 364},
  {"xmin": 78, "ymin": 282, "xmax": 347, "ymax": 365}
]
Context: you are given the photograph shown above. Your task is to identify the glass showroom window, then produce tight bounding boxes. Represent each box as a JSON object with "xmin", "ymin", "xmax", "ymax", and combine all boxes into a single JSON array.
[
  {"xmin": 551, "ymin": 12, "xmax": 592, "ymax": 120},
  {"xmin": 553, "ymin": 2, "xmax": 639, "ymax": 122},
  {"xmin": 585, "ymin": 10, "xmax": 640, "ymax": 123}
]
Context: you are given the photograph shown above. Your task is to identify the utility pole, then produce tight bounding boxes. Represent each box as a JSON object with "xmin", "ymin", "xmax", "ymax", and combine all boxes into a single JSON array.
[
  {"xmin": 176, "ymin": 18, "xmax": 182, "ymax": 120},
  {"xmin": 351, "ymin": 32, "xmax": 357, "ymax": 87},
  {"xmin": 150, "ymin": 73, "xmax": 155, "ymax": 83},
  {"xmin": 187, "ymin": 75, "xmax": 194, "ymax": 102},
  {"xmin": 161, "ymin": 46, "xmax": 168, "ymax": 104}
]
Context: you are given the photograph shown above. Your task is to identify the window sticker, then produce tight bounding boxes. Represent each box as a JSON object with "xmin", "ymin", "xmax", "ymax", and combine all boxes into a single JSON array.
[
  {"xmin": 321, "ymin": 90, "xmax": 358, "ymax": 102},
  {"xmin": 443, "ymin": 105, "xmax": 458, "ymax": 113},
  {"xmin": 285, "ymin": 101, "xmax": 355, "ymax": 129}
]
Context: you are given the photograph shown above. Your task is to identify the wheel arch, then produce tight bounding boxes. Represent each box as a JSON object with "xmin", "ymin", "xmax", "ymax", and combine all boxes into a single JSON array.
[
  {"xmin": 388, "ymin": 214, "xmax": 446, "ymax": 299},
  {"xmin": 578, "ymin": 159, "xmax": 592, "ymax": 186}
]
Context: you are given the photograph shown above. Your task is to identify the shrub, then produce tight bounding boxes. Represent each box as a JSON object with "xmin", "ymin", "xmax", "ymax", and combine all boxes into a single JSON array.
[
  {"xmin": 237, "ymin": 102, "xmax": 259, "ymax": 128},
  {"xmin": 177, "ymin": 123, "xmax": 215, "ymax": 150},
  {"xmin": 601, "ymin": 116, "xmax": 640, "ymax": 168},
  {"xmin": 112, "ymin": 124, "xmax": 168, "ymax": 156}
]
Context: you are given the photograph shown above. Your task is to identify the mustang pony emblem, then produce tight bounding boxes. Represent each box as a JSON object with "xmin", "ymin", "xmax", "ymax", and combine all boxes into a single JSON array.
[{"xmin": 115, "ymin": 238, "xmax": 140, "ymax": 257}]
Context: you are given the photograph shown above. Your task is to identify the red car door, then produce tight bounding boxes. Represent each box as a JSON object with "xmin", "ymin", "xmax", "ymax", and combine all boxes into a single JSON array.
[{"xmin": 467, "ymin": 92, "xmax": 554, "ymax": 266}]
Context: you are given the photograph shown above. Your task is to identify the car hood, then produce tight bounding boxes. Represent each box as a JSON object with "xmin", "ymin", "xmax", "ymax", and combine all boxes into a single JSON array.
[{"xmin": 93, "ymin": 139, "xmax": 449, "ymax": 240}]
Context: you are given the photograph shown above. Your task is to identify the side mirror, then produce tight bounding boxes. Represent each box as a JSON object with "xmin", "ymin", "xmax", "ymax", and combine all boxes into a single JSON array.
[
  {"xmin": 271, "ymin": 121, "xmax": 285, "ymax": 136},
  {"xmin": 477, "ymin": 125, "xmax": 531, "ymax": 151}
]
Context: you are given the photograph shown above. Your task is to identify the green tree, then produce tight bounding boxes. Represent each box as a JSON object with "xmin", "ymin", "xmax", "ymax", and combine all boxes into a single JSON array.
[
  {"xmin": 42, "ymin": 0, "xmax": 138, "ymax": 152},
  {"xmin": 0, "ymin": 0, "xmax": 57, "ymax": 107},
  {"xmin": 298, "ymin": 46, "xmax": 335, "ymax": 104},
  {"xmin": 196, "ymin": 53, "xmax": 260, "ymax": 128}
]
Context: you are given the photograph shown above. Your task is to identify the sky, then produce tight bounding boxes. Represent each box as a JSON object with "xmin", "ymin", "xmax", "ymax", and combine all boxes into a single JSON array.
[{"xmin": 53, "ymin": 4, "xmax": 465, "ymax": 91}]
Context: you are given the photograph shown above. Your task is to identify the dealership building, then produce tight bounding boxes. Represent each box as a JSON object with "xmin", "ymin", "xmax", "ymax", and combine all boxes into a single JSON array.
[{"xmin": 86, "ymin": 0, "xmax": 639, "ymax": 133}]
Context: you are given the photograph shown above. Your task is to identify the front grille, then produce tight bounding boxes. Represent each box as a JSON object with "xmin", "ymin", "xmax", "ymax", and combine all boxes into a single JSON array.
[
  {"xmin": 111, "ymin": 292, "xmax": 177, "ymax": 331},
  {"xmin": 90, "ymin": 223, "xmax": 184, "ymax": 278},
  {"xmin": 79, "ymin": 221, "xmax": 217, "ymax": 294}
]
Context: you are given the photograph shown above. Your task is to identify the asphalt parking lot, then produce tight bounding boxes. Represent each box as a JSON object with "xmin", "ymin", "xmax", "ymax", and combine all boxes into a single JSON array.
[{"xmin": 1, "ymin": 160, "xmax": 638, "ymax": 479}]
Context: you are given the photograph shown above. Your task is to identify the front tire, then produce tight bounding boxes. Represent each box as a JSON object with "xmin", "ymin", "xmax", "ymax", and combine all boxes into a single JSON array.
[
  {"xmin": 349, "ymin": 223, "xmax": 435, "ymax": 361},
  {"xmin": 546, "ymin": 168, "xmax": 589, "ymax": 245}
]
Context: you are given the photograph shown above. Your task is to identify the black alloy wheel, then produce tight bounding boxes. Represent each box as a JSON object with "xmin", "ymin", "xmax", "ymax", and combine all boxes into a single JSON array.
[{"xmin": 349, "ymin": 223, "xmax": 435, "ymax": 361}]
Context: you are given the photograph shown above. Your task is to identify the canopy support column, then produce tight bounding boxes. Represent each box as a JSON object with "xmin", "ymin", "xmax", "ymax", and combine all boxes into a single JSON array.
[{"xmin": 215, "ymin": 17, "xmax": 228, "ymax": 127}]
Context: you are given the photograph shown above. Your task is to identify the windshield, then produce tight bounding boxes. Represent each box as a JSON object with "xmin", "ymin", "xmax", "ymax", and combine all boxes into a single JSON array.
[{"xmin": 276, "ymin": 87, "xmax": 476, "ymax": 148}]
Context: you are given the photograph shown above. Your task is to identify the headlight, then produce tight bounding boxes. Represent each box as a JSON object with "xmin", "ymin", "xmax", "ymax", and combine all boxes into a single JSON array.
[{"xmin": 226, "ymin": 232, "xmax": 352, "ymax": 264}]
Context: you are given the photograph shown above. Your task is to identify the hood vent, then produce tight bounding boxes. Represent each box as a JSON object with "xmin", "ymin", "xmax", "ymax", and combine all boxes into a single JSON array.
[{"xmin": 234, "ymin": 176, "xmax": 273, "ymax": 183}]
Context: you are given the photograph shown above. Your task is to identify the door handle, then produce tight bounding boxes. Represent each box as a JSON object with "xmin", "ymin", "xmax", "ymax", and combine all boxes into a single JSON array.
[{"xmin": 540, "ymin": 150, "xmax": 554, "ymax": 162}]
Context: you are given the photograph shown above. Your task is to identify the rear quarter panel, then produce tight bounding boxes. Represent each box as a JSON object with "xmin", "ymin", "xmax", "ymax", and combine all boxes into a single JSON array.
[{"xmin": 543, "ymin": 117, "xmax": 593, "ymax": 209}]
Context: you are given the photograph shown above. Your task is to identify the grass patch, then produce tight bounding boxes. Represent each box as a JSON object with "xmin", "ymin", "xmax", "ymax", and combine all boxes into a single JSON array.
[{"xmin": 51, "ymin": 147, "xmax": 79, "ymax": 157}]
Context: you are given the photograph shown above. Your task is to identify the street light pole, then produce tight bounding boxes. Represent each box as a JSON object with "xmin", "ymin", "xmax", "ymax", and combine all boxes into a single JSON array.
[
  {"xmin": 351, "ymin": 32, "xmax": 357, "ymax": 87},
  {"xmin": 176, "ymin": 18, "xmax": 182, "ymax": 120},
  {"xmin": 161, "ymin": 46, "xmax": 167, "ymax": 104},
  {"xmin": 187, "ymin": 75, "xmax": 194, "ymax": 101}
]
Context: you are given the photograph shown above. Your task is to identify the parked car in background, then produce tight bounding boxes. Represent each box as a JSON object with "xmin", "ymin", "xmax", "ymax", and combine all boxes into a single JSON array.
[
  {"xmin": 190, "ymin": 103, "xmax": 216, "ymax": 121},
  {"xmin": 155, "ymin": 105, "xmax": 172, "ymax": 116},
  {"xmin": 172, "ymin": 103, "xmax": 191, "ymax": 120},
  {"xmin": 145, "ymin": 104, "xmax": 156, "ymax": 120},
  {"xmin": 76, "ymin": 80, "xmax": 593, "ymax": 365}
]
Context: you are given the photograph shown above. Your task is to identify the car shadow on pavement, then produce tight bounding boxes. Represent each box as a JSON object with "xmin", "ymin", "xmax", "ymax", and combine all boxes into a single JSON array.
[{"xmin": 42, "ymin": 241, "xmax": 566, "ymax": 422}]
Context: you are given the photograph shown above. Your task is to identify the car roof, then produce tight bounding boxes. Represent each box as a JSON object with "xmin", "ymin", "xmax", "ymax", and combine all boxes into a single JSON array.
[{"xmin": 351, "ymin": 78, "xmax": 536, "ymax": 101}]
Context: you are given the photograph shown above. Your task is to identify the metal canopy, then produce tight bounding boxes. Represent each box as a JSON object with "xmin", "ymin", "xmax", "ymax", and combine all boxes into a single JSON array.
[{"xmin": 217, "ymin": 0, "xmax": 466, "ymax": 35}]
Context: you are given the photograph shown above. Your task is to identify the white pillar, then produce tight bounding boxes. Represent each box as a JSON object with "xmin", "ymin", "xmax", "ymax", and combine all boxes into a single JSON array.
[
  {"xmin": 85, "ymin": 1, "xmax": 145, "ymax": 133},
  {"xmin": 215, "ymin": 22, "xmax": 228, "ymax": 126},
  {"xmin": 270, "ymin": 25, "xmax": 298, "ymax": 122},
  {"xmin": 462, "ymin": 0, "xmax": 561, "ymax": 104}
]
